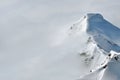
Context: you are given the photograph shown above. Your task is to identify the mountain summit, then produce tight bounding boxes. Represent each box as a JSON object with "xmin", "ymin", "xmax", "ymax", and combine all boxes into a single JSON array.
[
  {"xmin": 67, "ymin": 13, "xmax": 120, "ymax": 80},
  {"xmin": 69, "ymin": 13, "xmax": 120, "ymax": 53}
]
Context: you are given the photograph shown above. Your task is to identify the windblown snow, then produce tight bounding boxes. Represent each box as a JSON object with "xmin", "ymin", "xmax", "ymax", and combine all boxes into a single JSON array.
[{"xmin": 51, "ymin": 13, "xmax": 120, "ymax": 80}]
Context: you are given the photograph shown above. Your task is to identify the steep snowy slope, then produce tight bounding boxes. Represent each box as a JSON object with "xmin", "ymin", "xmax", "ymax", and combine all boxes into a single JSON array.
[
  {"xmin": 55, "ymin": 13, "xmax": 120, "ymax": 80},
  {"xmin": 69, "ymin": 13, "xmax": 120, "ymax": 53},
  {"xmin": 41, "ymin": 13, "xmax": 120, "ymax": 80}
]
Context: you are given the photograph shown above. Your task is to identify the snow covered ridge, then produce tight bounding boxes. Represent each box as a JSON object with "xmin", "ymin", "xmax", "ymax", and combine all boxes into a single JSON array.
[
  {"xmin": 69, "ymin": 13, "xmax": 120, "ymax": 53},
  {"xmin": 68, "ymin": 13, "xmax": 120, "ymax": 80}
]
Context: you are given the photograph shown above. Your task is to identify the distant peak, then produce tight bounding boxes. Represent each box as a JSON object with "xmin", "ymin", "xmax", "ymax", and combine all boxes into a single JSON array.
[{"xmin": 84, "ymin": 13, "xmax": 103, "ymax": 20}]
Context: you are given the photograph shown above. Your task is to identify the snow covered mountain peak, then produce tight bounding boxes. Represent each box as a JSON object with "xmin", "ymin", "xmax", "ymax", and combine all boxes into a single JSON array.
[
  {"xmin": 51, "ymin": 13, "xmax": 120, "ymax": 80},
  {"xmin": 68, "ymin": 13, "xmax": 120, "ymax": 80},
  {"xmin": 69, "ymin": 13, "xmax": 120, "ymax": 53},
  {"xmin": 84, "ymin": 13, "xmax": 103, "ymax": 21},
  {"xmin": 69, "ymin": 13, "xmax": 104, "ymax": 33}
]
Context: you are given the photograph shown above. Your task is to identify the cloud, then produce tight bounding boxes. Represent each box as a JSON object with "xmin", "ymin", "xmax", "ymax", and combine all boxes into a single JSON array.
[{"xmin": 0, "ymin": 0, "xmax": 120, "ymax": 80}]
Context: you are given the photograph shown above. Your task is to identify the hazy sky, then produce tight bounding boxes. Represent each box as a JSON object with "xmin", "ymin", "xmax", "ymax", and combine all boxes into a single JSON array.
[{"xmin": 0, "ymin": 0, "xmax": 120, "ymax": 80}]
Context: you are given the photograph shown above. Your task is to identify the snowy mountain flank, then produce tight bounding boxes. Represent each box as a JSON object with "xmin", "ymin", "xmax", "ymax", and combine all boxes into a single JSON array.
[{"xmin": 58, "ymin": 13, "xmax": 120, "ymax": 80}]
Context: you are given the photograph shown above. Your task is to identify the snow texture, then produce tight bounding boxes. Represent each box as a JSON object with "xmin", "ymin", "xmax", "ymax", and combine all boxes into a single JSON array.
[{"xmin": 67, "ymin": 13, "xmax": 120, "ymax": 80}]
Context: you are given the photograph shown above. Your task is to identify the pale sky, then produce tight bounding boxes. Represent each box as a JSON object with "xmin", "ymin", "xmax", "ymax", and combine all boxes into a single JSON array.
[{"xmin": 0, "ymin": 0, "xmax": 120, "ymax": 80}]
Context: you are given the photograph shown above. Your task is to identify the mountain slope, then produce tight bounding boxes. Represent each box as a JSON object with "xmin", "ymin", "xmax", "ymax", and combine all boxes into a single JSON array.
[
  {"xmin": 65, "ymin": 13, "xmax": 120, "ymax": 80},
  {"xmin": 69, "ymin": 13, "xmax": 120, "ymax": 53},
  {"xmin": 46, "ymin": 13, "xmax": 120, "ymax": 80}
]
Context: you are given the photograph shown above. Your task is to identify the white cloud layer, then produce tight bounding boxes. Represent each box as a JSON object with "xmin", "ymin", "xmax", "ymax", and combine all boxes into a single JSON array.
[{"xmin": 0, "ymin": 0, "xmax": 120, "ymax": 80}]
